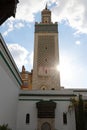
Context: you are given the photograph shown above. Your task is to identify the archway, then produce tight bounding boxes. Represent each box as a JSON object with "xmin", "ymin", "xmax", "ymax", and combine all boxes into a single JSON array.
[{"xmin": 41, "ymin": 122, "xmax": 51, "ymax": 130}]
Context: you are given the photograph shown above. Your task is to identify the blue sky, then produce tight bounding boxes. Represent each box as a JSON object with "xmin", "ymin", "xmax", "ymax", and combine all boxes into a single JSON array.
[{"xmin": 0, "ymin": 0, "xmax": 87, "ymax": 89}]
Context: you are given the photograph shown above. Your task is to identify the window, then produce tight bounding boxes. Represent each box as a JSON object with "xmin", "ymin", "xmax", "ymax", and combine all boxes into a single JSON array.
[
  {"xmin": 45, "ymin": 58, "xmax": 47, "ymax": 62},
  {"xmin": 25, "ymin": 74, "xmax": 28, "ymax": 79},
  {"xmin": 26, "ymin": 113, "xmax": 30, "ymax": 124},
  {"xmin": 45, "ymin": 69, "xmax": 47, "ymax": 74},
  {"xmin": 45, "ymin": 46, "xmax": 47, "ymax": 50},
  {"xmin": 51, "ymin": 88, "xmax": 55, "ymax": 90},
  {"xmin": 63, "ymin": 112, "xmax": 67, "ymax": 124},
  {"xmin": 23, "ymin": 81, "xmax": 28, "ymax": 87}
]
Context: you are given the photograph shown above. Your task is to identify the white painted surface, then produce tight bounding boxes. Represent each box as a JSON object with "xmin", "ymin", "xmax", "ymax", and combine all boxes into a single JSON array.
[
  {"xmin": 17, "ymin": 101, "xmax": 37, "ymax": 130},
  {"xmin": 0, "ymin": 59, "xmax": 20, "ymax": 130},
  {"xmin": 17, "ymin": 90, "xmax": 76, "ymax": 130},
  {"xmin": 55, "ymin": 101, "xmax": 76, "ymax": 130}
]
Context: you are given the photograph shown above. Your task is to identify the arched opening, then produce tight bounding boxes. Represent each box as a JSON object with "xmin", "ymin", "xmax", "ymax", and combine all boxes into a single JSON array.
[
  {"xmin": 41, "ymin": 122, "xmax": 51, "ymax": 130},
  {"xmin": 26, "ymin": 113, "xmax": 30, "ymax": 124},
  {"xmin": 63, "ymin": 112, "xmax": 67, "ymax": 124}
]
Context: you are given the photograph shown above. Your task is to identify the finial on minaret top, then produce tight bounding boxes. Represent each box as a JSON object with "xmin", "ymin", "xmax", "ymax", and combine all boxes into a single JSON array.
[{"xmin": 45, "ymin": 3, "xmax": 48, "ymax": 10}]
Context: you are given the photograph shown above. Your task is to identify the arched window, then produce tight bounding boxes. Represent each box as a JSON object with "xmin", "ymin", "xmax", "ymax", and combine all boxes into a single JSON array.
[
  {"xmin": 26, "ymin": 113, "xmax": 30, "ymax": 124},
  {"xmin": 63, "ymin": 112, "xmax": 67, "ymax": 124}
]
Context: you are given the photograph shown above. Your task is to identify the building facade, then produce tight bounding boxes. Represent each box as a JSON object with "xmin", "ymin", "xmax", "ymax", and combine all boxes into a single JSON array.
[
  {"xmin": 17, "ymin": 6, "xmax": 76, "ymax": 130},
  {"xmin": 0, "ymin": 34, "xmax": 22, "ymax": 130},
  {"xmin": 17, "ymin": 90, "xmax": 76, "ymax": 130},
  {"xmin": 0, "ymin": 0, "xmax": 19, "ymax": 25},
  {"xmin": 0, "ymin": 5, "xmax": 87, "ymax": 130}
]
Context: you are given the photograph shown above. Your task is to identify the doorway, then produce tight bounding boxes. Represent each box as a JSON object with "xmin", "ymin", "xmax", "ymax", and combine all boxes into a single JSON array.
[{"xmin": 41, "ymin": 122, "xmax": 51, "ymax": 130}]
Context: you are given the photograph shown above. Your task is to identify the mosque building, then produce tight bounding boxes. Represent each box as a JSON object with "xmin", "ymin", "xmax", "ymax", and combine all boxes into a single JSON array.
[{"xmin": 0, "ymin": 5, "xmax": 87, "ymax": 130}]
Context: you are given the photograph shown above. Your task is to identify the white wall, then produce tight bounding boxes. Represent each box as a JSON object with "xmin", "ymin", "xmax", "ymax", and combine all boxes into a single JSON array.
[
  {"xmin": 0, "ymin": 62, "xmax": 19, "ymax": 130},
  {"xmin": 55, "ymin": 101, "xmax": 76, "ymax": 130},
  {"xmin": 17, "ymin": 101, "xmax": 37, "ymax": 130},
  {"xmin": 17, "ymin": 92, "xmax": 76, "ymax": 130}
]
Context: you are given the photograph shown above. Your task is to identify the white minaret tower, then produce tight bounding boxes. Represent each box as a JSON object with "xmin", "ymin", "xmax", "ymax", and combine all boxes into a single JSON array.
[{"xmin": 32, "ymin": 5, "xmax": 60, "ymax": 90}]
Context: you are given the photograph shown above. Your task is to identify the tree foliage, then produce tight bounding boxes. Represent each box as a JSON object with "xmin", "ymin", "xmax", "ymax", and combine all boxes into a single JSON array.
[
  {"xmin": 77, "ymin": 95, "xmax": 85, "ymax": 130},
  {"xmin": 0, "ymin": 124, "xmax": 12, "ymax": 130}
]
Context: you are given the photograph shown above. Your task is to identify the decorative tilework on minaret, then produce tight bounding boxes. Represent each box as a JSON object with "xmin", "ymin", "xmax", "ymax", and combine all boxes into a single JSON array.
[{"xmin": 32, "ymin": 5, "xmax": 60, "ymax": 90}]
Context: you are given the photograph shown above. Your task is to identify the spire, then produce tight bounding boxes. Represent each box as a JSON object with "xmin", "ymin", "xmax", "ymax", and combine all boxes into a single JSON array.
[
  {"xmin": 45, "ymin": 3, "xmax": 48, "ymax": 10},
  {"xmin": 22, "ymin": 65, "xmax": 25, "ymax": 72}
]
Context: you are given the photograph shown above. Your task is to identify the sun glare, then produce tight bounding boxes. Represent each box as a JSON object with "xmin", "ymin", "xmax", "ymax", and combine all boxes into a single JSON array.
[
  {"xmin": 59, "ymin": 56, "xmax": 74, "ymax": 81},
  {"xmin": 56, "ymin": 65, "xmax": 60, "ymax": 71}
]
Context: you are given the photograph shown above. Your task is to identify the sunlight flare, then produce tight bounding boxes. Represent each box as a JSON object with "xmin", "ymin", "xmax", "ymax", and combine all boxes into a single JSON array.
[{"xmin": 59, "ymin": 55, "xmax": 74, "ymax": 81}]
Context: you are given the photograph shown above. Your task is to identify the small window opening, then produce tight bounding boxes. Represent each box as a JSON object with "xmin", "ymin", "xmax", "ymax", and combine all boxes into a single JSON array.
[
  {"xmin": 45, "ymin": 46, "xmax": 47, "ymax": 50},
  {"xmin": 45, "ymin": 69, "xmax": 47, "ymax": 74},
  {"xmin": 26, "ymin": 113, "xmax": 30, "ymax": 124},
  {"xmin": 51, "ymin": 88, "xmax": 55, "ymax": 90},
  {"xmin": 45, "ymin": 58, "xmax": 47, "ymax": 62},
  {"xmin": 63, "ymin": 112, "xmax": 67, "ymax": 124},
  {"xmin": 23, "ymin": 81, "xmax": 28, "ymax": 87}
]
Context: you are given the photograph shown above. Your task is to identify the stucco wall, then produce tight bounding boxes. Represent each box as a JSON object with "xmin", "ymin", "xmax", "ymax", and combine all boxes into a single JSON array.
[
  {"xmin": 17, "ymin": 101, "xmax": 37, "ymax": 130},
  {"xmin": 0, "ymin": 59, "xmax": 20, "ymax": 130},
  {"xmin": 55, "ymin": 101, "xmax": 76, "ymax": 130},
  {"xmin": 16, "ymin": 90, "xmax": 76, "ymax": 130}
]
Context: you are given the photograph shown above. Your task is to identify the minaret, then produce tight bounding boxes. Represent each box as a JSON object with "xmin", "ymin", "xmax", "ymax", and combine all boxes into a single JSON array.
[
  {"xmin": 41, "ymin": 4, "xmax": 51, "ymax": 24},
  {"xmin": 32, "ymin": 5, "xmax": 60, "ymax": 90}
]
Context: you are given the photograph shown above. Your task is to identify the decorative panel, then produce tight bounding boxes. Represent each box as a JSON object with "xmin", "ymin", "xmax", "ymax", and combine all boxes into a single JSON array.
[
  {"xmin": 35, "ymin": 24, "xmax": 58, "ymax": 33},
  {"xmin": 36, "ymin": 101, "xmax": 56, "ymax": 118},
  {"xmin": 38, "ymin": 35, "xmax": 55, "ymax": 76}
]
